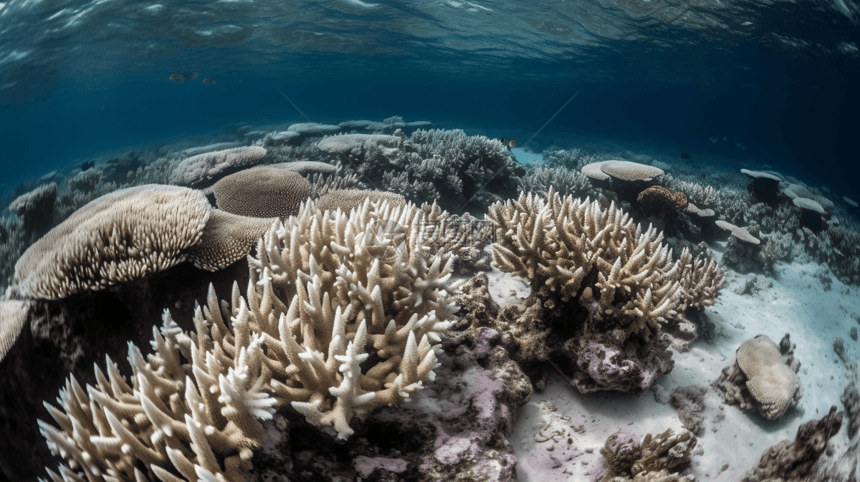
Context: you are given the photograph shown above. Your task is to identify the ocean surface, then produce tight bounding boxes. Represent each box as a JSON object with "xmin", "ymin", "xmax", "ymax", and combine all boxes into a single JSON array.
[{"xmin": 1, "ymin": 0, "xmax": 859, "ymax": 481}]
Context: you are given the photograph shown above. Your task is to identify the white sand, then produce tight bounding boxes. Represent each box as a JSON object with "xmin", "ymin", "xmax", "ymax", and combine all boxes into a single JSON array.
[{"xmin": 483, "ymin": 255, "xmax": 860, "ymax": 480}]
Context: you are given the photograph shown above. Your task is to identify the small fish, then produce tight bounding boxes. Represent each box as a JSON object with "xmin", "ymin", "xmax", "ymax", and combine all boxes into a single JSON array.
[
  {"xmin": 169, "ymin": 73, "xmax": 185, "ymax": 84},
  {"xmin": 500, "ymin": 137, "xmax": 516, "ymax": 149},
  {"xmin": 681, "ymin": 152, "xmax": 690, "ymax": 159},
  {"xmin": 189, "ymin": 72, "xmax": 199, "ymax": 80},
  {"xmin": 202, "ymin": 78, "xmax": 216, "ymax": 85},
  {"xmin": 81, "ymin": 161, "xmax": 95, "ymax": 172}
]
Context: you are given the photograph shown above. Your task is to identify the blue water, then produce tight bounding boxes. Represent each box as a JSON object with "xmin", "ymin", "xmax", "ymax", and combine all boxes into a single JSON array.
[{"xmin": 1, "ymin": 0, "xmax": 859, "ymax": 195}]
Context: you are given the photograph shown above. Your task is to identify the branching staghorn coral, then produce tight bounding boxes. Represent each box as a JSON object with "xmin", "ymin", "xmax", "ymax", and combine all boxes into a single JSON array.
[
  {"xmin": 40, "ymin": 197, "xmax": 462, "ymax": 480},
  {"xmin": 489, "ymin": 189, "xmax": 722, "ymax": 333},
  {"xmin": 519, "ymin": 166, "xmax": 593, "ymax": 198},
  {"xmin": 40, "ymin": 305, "xmax": 277, "ymax": 481},
  {"xmin": 486, "ymin": 189, "xmax": 723, "ymax": 393}
]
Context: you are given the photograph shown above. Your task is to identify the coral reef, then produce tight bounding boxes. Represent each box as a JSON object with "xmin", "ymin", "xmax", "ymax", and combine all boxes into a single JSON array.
[
  {"xmin": 714, "ymin": 334, "xmax": 801, "ymax": 420},
  {"xmin": 250, "ymin": 329, "xmax": 530, "ymax": 482},
  {"xmin": 10, "ymin": 185, "xmax": 216, "ymax": 301},
  {"xmin": 38, "ymin": 197, "xmax": 464, "ymax": 479},
  {"xmin": 741, "ymin": 169, "xmax": 782, "ymax": 205},
  {"xmin": 171, "ymin": 146, "xmax": 268, "ymax": 188},
  {"xmin": 322, "ymin": 129, "xmax": 524, "ymax": 214},
  {"xmin": 742, "ymin": 406, "xmax": 844, "ymax": 482},
  {"xmin": 598, "ymin": 428, "xmax": 697, "ymax": 481},
  {"xmin": 206, "ymin": 167, "xmax": 312, "ymax": 219},
  {"xmin": 637, "ymin": 186, "xmax": 688, "ymax": 220},
  {"xmin": 519, "ymin": 166, "xmax": 592, "ymax": 198},
  {"xmin": 8, "ymin": 182, "xmax": 57, "ymax": 232},
  {"xmin": 485, "ymin": 189, "xmax": 723, "ymax": 393}
]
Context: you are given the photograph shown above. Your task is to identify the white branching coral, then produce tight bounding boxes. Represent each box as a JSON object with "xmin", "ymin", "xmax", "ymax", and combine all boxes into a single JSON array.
[
  {"xmin": 40, "ymin": 306, "xmax": 275, "ymax": 482},
  {"xmin": 488, "ymin": 189, "xmax": 723, "ymax": 336},
  {"xmin": 40, "ymin": 197, "xmax": 461, "ymax": 480},
  {"xmin": 247, "ymin": 197, "xmax": 459, "ymax": 436},
  {"xmin": 485, "ymin": 189, "xmax": 723, "ymax": 394}
]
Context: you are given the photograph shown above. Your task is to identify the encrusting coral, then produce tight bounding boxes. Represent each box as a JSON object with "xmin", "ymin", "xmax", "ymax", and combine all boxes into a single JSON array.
[
  {"xmin": 486, "ymin": 189, "xmax": 723, "ymax": 393},
  {"xmin": 39, "ymin": 196, "xmax": 462, "ymax": 480}
]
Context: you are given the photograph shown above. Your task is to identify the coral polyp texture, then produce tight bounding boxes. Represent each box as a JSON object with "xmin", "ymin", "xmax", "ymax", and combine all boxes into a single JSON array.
[
  {"xmin": 207, "ymin": 167, "xmax": 312, "ymax": 219},
  {"xmin": 486, "ymin": 189, "xmax": 724, "ymax": 393},
  {"xmin": 40, "ymin": 197, "xmax": 462, "ymax": 479},
  {"xmin": 12, "ymin": 185, "xmax": 211, "ymax": 301},
  {"xmin": 171, "ymin": 146, "xmax": 268, "ymax": 188},
  {"xmin": 714, "ymin": 334, "xmax": 801, "ymax": 420}
]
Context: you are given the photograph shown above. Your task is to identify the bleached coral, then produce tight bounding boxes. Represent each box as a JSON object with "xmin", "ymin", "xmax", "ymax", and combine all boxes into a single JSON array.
[
  {"xmin": 519, "ymin": 166, "xmax": 592, "ymax": 198},
  {"xmin": 485, "ymin": 189, "xmax": 723, "ymax": 393},
  {"xmin": 40, "ymin": 307, "xmax": 276, "ymax": 481},
  {"xmin": 322, "ymin": 128, "xmax": 523, "ymax": 214},
  {"xmin": 489, "ymin": 189, "xmax": 723, "ymax": 335},
  {"xmin": 714, "ymin": 334, "xmax": 802, "ymax": 420},
  {"xmin": 248, "ymin": 197, "xmax": 460, "ymax": 436},
  {"xmin": 40, "ymin": 197, "xmax": 462, "ymax": 480}
]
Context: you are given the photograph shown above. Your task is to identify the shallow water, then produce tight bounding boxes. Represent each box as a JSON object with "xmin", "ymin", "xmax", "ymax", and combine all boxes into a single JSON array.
[{"xmin": 1, "ymin": 1, "xmax": 859, "ymax": 481}]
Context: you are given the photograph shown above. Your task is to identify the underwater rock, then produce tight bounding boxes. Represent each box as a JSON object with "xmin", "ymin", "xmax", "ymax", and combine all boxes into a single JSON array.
[
  {"xmin": 742, "ymin": 406, "xmax": 844, "ymax": 482},
  {"xmin": 569, "ymin": 337, "xmax": 675, "ymax": 394},
  {"xmin": 809, "ymin": 438, "xmax": 860, "ymax": 482},
  {"xmin": 249, "ymin": 328, "xmax": 531, "ymax": 481}
]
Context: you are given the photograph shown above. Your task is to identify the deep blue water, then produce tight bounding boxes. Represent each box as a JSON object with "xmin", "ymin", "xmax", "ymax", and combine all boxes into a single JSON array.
[{"xmin": 1, "ymin": 0, "xmax": 859, "ymax": 197}]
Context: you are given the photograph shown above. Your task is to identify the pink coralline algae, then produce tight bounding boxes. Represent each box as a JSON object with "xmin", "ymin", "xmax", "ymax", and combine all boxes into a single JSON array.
[
  {"xmin": 416, "ymin": 328, "xmax": 530, "ymax": 481},
  {"xmin": 354, "ymin": 456, "xmax": 408, "ymax": 478}
]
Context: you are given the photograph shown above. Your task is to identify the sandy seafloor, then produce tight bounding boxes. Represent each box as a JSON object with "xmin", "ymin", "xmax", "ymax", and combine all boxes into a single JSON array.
[{"xmin": 483, "ymin": 249, "xmax": 859, "ymax": 481}]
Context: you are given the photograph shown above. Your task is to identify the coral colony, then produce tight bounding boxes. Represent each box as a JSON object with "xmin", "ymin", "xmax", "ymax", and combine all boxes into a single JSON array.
[{"xmin": 0, "ymin": 119, "xmax": 858, "ymax": 481}]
